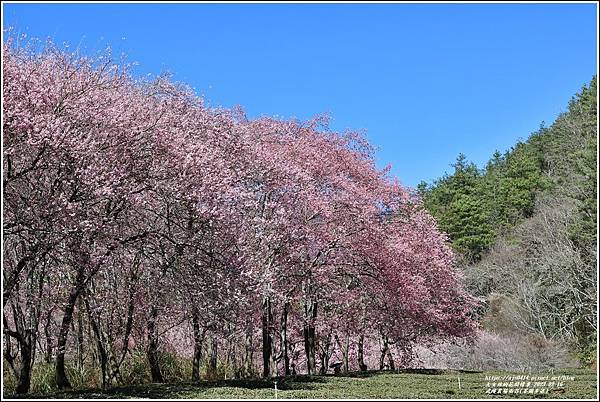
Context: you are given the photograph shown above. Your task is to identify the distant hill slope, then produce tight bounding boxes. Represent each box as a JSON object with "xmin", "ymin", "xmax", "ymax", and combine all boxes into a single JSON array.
[{"xmin": 418, "ymin": 77, "xmax": 597, "ymax": 361}]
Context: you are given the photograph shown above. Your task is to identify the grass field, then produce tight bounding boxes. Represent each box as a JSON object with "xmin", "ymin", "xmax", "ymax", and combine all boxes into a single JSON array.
[{"xmin": 13, "ymin": 368, "xmax": 597, "ymax": 399}]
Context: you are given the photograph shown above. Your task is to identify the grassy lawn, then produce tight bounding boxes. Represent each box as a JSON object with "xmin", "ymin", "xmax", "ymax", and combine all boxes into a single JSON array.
[{"xmin": 13, "ymin": 368, "xmax": 597, "ymax": 399}]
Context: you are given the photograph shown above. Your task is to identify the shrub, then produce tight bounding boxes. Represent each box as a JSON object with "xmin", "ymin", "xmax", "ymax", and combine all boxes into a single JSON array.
[
  {"xmin": 201, "ymin": 359, "xmax": 238, "ymax": 381},
  {"xmin": 159, "ymin": 351, "xmax": 191, "ymax": 383},
  {"xmin": 576, "ymin": 341, "xmax": 597, "ymax": 368},
  {"xmin": 30, "ymin": 361, "xmax": 57, "ymax": 394},
  {"xmin": 119, "ymin": 349, "xmax": 192, "ymax": 384},
  {"xmin": 2, "ymin": 361, "xmax": 17, "ymax": 397},
  {"xmin": 119, "ymin": 349, "xmax": 152, "ymax": 385},
  {"xmin": 64, "ymin": 362, "xmax": 102, "ymax": 390},
  {"xmin": 3, "ymin": 359, "xmax": 104, "ymax": 396}
]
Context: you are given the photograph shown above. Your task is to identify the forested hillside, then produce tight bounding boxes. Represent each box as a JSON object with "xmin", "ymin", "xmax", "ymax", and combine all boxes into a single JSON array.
[{"xmin": 418, "ymin": 77, "xmax": 597, "ymax": 367}]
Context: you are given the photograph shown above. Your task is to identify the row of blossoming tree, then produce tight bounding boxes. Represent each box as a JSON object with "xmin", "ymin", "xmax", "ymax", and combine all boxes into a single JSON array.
[{"xmin": 3, "ymin": 42, "xmax": 477, "ymax": 394}]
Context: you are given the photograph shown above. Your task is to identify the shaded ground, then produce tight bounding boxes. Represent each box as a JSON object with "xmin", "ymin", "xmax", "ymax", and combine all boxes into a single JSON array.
[{"xmin": 10, "ymin": 368, "xmax": 597, "ymax": 399}]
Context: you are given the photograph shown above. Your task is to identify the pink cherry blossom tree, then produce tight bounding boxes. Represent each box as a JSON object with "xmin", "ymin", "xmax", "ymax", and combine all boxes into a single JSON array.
[{"xmin": 3, "ymin": 40, "xmax": 477, "ymax": 394}]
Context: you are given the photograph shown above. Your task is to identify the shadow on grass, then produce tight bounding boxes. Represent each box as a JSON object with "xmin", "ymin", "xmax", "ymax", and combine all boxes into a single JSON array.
[
  {"xmin": 8, "ymin": 368, "xmax": 484, "ymax": 399},
  {"xmin": 13, "ymin": 375, "xmax": 328, "ymax": 399}
]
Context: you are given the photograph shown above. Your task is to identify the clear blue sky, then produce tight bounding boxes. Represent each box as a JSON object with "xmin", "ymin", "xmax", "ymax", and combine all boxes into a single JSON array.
[{"xmin": 3, "ymin": 3, "xmax": 597, "ymax": 187}]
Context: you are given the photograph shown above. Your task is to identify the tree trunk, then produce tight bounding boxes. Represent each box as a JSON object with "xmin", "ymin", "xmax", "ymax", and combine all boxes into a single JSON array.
[
  {"xmin": 44, "ymin": 310, "xmax": 53, "ymax": 363},
  {"xmin": 387, "ymin": 348, "xmax": 395, "ymax": 371},
  {"xmin": 270, "ymin": 340, "xmax": 278, "ymax": 377},
  {"xmin": 244, "ymin": 327, "xmax": 253, "ymax": 378},
  {"xmin": 261, "ymin": 296, "xmax": 273, "ymax": 377},
  {"xmin": 146, "ymin": 305, "xmax": 163, "ymax": 383},
  {"xmin": 318, "ymin": 331, "xmax": 333, "ymax": 375},
  {"xmin": 56, "ymin": 267, "xmax": 85, "ymax": 390},
  {"xmin": 379, "ymin": 335, "xmax": 389, "ymax": 370},
  {"xmin": 280, "ymin": 302, "xmax": 290, "ymax": 376},
  {"xmin": 303, "ymin": 299, "xmax": 317, "ymax": 375},
  {"xmin": 208, "ymin": 336, "xmax": 218, "ymax": 378},
  {"xmin": 318, "ymin": 349, "xmax": 328, "ymax": 375},
  {"xmin": 84, "ymin": 292, "xmax": 118, "ymax": 391},
  {"xmin": 357, "ymin": 334, "xmax": 368, "ymax": 372},
  {"xmin": 191, "ymin": 310, "xmax": 204, "ymax": 381},
  {"xmin": 77, "ymin": 299, "xmax": 85, "ymax": 370},
  {"xmin": 87, "ymin": 302, "xmax": 109, "ymax": 389},
  {"xmin": 96, "ymin": 334, "xmax": 110, "ymax": 389},
  {"xmin": 335, "ymin": 332, "xmax": 350, "ymax": 373},
  {"xmin": 228, "ymin": 342, "xmax": 237, "ymax": 379},
  {"xmin": 6, "ymin": 270, "xmax": 45, "ymax": 396},
  {"xmin": 15, "ymin": 333, "xmax": 33, "ymax": 394}
]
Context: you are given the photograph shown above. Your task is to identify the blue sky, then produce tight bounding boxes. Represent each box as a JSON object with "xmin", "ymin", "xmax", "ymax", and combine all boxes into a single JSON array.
[{"xmin": 3, "ymin": 3, "xmax": 597, "ymax": 187}]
